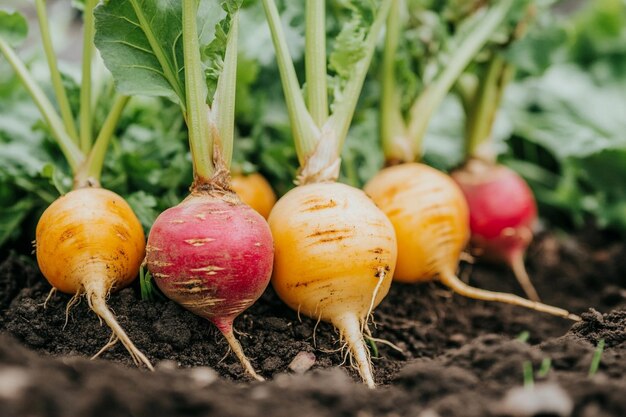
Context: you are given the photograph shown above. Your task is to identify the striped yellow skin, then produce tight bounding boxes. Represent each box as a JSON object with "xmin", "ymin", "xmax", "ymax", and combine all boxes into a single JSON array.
[
  {"xmin": 364, "ymin": 163, "xmax": 581, "ymax": 321},
  {"xmin": 36, "ymin": 187, "xmax": 152, "ymax": 369},
  {"xmin": 269, "ymin": 182, "xmax": 397, "ymax": 387},
  {"xmin": 365, "ymin": 163, "xmax": 469, "ymax": 283},
  {"xmin": 36, "ymin": 188, "xmax": 145, "ymax": 294}
]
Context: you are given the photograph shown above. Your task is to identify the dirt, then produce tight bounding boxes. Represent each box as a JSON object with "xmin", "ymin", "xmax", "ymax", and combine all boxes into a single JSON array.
[{"xmin": 0, "ymin": 230, "xmax": 625, "ymax": 417}]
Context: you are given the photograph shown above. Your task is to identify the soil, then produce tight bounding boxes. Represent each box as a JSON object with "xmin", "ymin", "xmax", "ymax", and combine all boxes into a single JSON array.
[{"xmin": 0, "ymin": 229, "xmax": 625, "ymax": 417}]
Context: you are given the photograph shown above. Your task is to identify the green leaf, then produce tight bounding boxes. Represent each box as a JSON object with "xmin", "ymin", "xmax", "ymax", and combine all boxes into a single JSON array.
[
  {"xmin": 0, "ymin": 199, "xmax": 36, "ymax": 248},
  {"xmin": 94, "ymin": 0, "xmax": 224, "ymax": 108},
  {"xmin": 0, "ymin": 9, "xmax": 28, "ymax": 47}
]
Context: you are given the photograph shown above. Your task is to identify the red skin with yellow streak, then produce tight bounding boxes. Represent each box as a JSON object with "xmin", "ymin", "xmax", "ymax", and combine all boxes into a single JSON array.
[{"xmin": 146, "ymin": 194, "xmax": 273, "ymax": 331}]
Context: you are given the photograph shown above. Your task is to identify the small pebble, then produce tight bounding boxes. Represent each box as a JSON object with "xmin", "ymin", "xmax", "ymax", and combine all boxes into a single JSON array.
[
  {"xmin": 0, "ymin": 367, "xmax": 29, "ymax": 399},
  {"xmin": 288, "ymin": 351, "xmax": 316, "ymax": 374},
  {"xmin": 188, "ymin": 366, "xmax": 218, "ymax": 387},
  {"xmin": 497, "ymin": 383, "xmax": 574, "ymax": 417}
]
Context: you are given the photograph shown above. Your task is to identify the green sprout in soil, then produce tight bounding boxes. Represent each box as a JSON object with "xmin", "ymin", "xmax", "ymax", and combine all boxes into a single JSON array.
[{"xmin": 588, "ymin": 338, "xmax": 606, "ymax": 377}]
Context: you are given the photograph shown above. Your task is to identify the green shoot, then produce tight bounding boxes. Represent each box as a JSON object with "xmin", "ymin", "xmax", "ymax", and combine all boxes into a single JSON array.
[
  {"xmin": 365, "ymin": 336, "xmax": 380, "ymax": 358},
  {"xmin": 182, "ymin": 0, "xmax": 214, "ymax": 181},
  {"xmin": 588, "ymin": 338, "xmax": 605, "ymax": 377},
  {"xmin": 516, "ymin": 330, "xmax": 531, "ymax": 343},
  {"xmin": 35, "ymin": 0, "xmax": 79, "ymax": 143},
  {"xmin": 381, "ymin": 0, "xmax": 515, "ymax": 163},
  {"xmin": 262, "ymin": 0, "xmax": 392, "ymax": 180},
  {"xmin": 537, "ymin": 358, "xmax": 552, "ymax": 378},
  {"xmin": 523, "ymin": 360, "xmax": 534, "ymax": 389},
  {"xmin": 306, "ymin": 0, "xmax": 328, "ymax": 127},
  {"xmin": 0, "ymin": 39, "xmax": 84, "ymax": 172},
  {"xmin": 79, "ymin": 0, "xmax": 97, "ymax": 153}
]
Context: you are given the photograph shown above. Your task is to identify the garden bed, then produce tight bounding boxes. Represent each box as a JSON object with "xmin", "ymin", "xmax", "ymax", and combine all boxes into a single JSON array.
[{"xmin": 1, "ymin": 229, "xmax": 625, "ymax": 417}]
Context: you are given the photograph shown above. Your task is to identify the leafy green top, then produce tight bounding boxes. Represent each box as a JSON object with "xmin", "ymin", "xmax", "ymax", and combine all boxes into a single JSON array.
[
  {"xmin": 262, "ymin": 0, "xmax": 391, "ymax": 184},
  {"xmin": 95, "ymin": 0, "xmax": 242, "ymax": 185}
]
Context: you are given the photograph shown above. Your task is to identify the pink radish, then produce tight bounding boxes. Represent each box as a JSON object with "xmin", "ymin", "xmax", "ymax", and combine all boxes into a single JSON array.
[
  {"xmin": 452, "ymin": 158, "xmax": 540, "ymax": 300},
  {"xmin": 97, "ymin": 2, "xmax": 274, "ymax": 379},
  {"xmin": 147, "ymin": 191, "xmax": 273, "ymax": 379}
]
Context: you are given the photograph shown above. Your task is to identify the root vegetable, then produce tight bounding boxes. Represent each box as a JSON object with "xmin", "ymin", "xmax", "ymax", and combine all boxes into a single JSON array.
[
  {"xmin": 147, "ymin": 191, "xmax": 273, "ymax": 380},
  {"xmin": 231, "ymin": 173, "xmax": 277, "ymax": 219},
  {"xmin": 364, "ymin": 163, "xmax": 580, "ymax": 321},
  {"xmin": 2, "ymin": 5, "xmax": 151, "ymax": 368},
  {"xmin": 36, "ymin": 188, "xmax": 152, "ymax": 369},
  {"xmin": 269, "ymin": 182, "xmax": 396, "ymax": 387},
  {"xmin": 97, "ymin": 1, "xmax": 273, "ymax": 378},
  {"xmin": 262, "ymin": 0, "xmax": 394, "ymax": 387},
  {"xmin": 452, "ymin": 158, "xmax": 540, "ymax": 301}
]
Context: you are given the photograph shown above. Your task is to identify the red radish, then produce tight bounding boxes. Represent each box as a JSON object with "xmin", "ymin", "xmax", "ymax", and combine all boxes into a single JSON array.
[
  {"xmin": 455, "ymin": 8, "xmax": 543, "ymax": 301},
  {"xmin": 452, "ymin": 158, "xmax": 540, "ymax": 301},
  {"xmin": 97, "ymin": 1, "xmax": 276, "ymax": 379},
  {"xmin": 147, "ymin": 191, "xmax": 273, "ymax": 379}
]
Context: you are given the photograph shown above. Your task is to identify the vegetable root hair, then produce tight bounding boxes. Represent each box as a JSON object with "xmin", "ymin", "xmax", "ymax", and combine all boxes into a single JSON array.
[
  {"xmin": 42, "ymin": 287, "xmax": 57, "ymax": 309},
  {"xmin": 332, "ymin": 313, "xmax": 376, "ymax": 389},
  {"xmin": 439, "ymin": 271, "xmax": 581, "ymax": 321},
  {"xmin": 83, "ymin": 279, "xmax": 154, "ymax": 371},
  {"xmin": 363, "ymin": 267, "xmax": 388, "ymax": 334},
  {"xmin": 63, "ymin": 291, "xmax": 82, "ymax": 330},
  {"xmin": 509, "ymin": 253, "xmax": 540, "ymax": 302},
  {"xmin": 91, "ymin": 332, "xmax": 120, "ymax": 360}
]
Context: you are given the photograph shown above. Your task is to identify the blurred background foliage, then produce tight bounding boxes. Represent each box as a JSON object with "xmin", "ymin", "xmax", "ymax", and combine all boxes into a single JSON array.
[{"xmin": 1, "ymin": 0, "xmax": 625, "ymax": 254}]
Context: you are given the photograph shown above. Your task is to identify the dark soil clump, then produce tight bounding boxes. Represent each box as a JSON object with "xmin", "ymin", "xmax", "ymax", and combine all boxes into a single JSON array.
[{"xmin": 1, "ymin": 230, "xmax": 625, "ymax": 416}]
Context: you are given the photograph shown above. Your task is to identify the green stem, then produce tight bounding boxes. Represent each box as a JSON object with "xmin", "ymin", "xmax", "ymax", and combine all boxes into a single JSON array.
[
  {"xmin": 0, "ymin": 38, "xmax": 84, "ymax": 172},
  {"xmin": 35, "ymin": 0, "xmax": 79, "ymax": 143},
  {"xmin": 327, "ymin": 0, "xmax": 392, "ymax": 153},
  {"xmin": 262, "ymin": 0, "xmax": 319, "ymax": 165},
  {"xmin": 465, "ymin": 54, "xmax": 514, "ymax": 160},
  {"xmin": 212, "ymin": 10, "xmax": 240, "ymax": 169},
  {"xmin": 305, "ymin": 0, "xmax": 328, "ymax": 127},
  {"xmin": 406, "ymin": 0, "xmax": 514, "ymax": 158},
  {"xmin": 129, "ymin": 0, "xmax": 186, "ymax": 113},
  {"xmin": 76, "ymin": 95, "xmax": 130, "ymax": 187},
  {"xmin": 79, "ymin": 0, "xmax": 96, "ymax": 153},
  {"xmin": 380, "ymin": 0, "xmax": 410, "ymax": 163},
  {"xmin": 183, "ymin": 0, "xmax": 213, "ymax": 180}
]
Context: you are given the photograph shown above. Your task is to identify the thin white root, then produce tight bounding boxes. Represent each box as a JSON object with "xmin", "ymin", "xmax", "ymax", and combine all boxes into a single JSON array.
[
  {"xmin": 63, "ymin": 292, "xmax": 81, "ymax": 330},
  {"xmin": 91, "ymin": 332, "xmax": 120, "ymax": 360},
  {"xmin": 509, "ymin": 253, "xmax": 541, "ymax": 302},
  {"xmin": 366, "ymin": 336, "xmax": 404, "ymax": 354},
  {"xmin": 332, "ymin": 313, "xmax": 375, "ymax": 389},
  {"xmin": 87, "ymin": 290, "xmax": 154, "ymax": 371},
  {"xmin": 439, "ymin": 272, "xmax": 580, "ymax": 321},
  {"xmin": 313, "ymin": 314, "xmax": 322, "ymax": 348},
  {"xmin": 363, "ymin": 267, "xmax": 387, "ymax": 334},
  {"xmin": 220, "ymin": 327, "xmax": 264, "ymax": 381},
  {"xmin": 41, "ymin": 287, "xmax": 57, "ymax": 309}
]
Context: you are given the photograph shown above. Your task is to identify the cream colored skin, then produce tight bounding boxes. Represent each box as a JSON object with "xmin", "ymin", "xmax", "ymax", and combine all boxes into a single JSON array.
[
  {"xmin": 269, "ymin": 182, "xmax": 397, "ymax": 387},
  {"xmin": 36, "ymin": 188, "xmax": 153, "ymax": 369},
  {"xmin": 365, "ymin": 163, "xmax": 581, "ymax": 321},
  {"xmin": 365, "ymin": 163, "xmax": 469, "ymax": 283}
]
